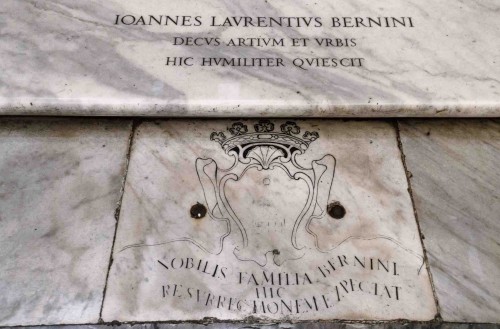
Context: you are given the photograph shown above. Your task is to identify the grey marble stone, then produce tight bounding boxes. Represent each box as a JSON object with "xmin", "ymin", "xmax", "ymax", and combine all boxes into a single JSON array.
[
  {"xmin": 0, "ymin": 0, "xmax": 499, "ymax": 117},
  {"xmin": 102, "ymin": 120, "xmax": 436, "ymax": 322},
  {"xmin": 2, "ymin": 322, "xmax": 500, "ymax": 329},
  {"xmin": 399, "ymin": 120, "xmax": 500, "ymax": 322},
  {"xmin": 0, "ymin": 119, "xmax": 132, "ymax": 325}
]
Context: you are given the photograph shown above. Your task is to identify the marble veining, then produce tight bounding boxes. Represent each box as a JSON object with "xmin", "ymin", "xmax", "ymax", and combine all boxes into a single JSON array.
[
  {"xmin": 0, "ymin": 119, "xmax": 132, "ymax": 325},
  {"xmin": 0, "ymin": 0, "xmax": 499, "ymax": 117},
  {"xmin": 102, "ymin": 120, "xmax": 436, "ymax": 322},
  {"xmin": 4, "ymin": 324, "xmax": 500, "ymax": 329},
  {"xmin": 399, "ymin": 120, "xmax": 500, "ymax": 322}
]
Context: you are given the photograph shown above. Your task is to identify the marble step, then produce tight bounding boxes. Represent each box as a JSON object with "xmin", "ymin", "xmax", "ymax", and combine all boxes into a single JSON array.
[
  {"xmin": 0, "ymin": 119, "xmax": 498, "ymax": 326},
  {"xmin": 1, "ymin": 0, "xmax": 499, "ymax": 117}
]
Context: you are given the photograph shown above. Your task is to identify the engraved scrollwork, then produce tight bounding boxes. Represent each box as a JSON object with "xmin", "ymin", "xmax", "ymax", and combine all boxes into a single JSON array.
[{"xmin": 196, "ymin": 120, "xmax": 336, "ymax": 266}]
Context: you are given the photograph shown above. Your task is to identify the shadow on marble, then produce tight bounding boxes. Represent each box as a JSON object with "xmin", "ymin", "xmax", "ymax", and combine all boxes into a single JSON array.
[
  {"xmin": 0, "ymin": 119, "xmax": 132, "ymax": 325},
  {"xmin": 399, "ymin": 120, "xmax": 500, "ymax": 322}
]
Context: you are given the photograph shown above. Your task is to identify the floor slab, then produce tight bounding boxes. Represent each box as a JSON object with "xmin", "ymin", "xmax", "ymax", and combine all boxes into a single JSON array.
[
  {"xmin": 399, "ymin": 119, "xmax": 500, "ymax": 322},
  {"xmin": 0, "ymin": 119, "xmax": 132, "ymax": 325},
  {"xmin": 1, "ymin": 323, "xmax": 499, "ymax": 329},
  {"xmin": 102, "ymin": 119, "xmax": 436, "ymax": 322}
]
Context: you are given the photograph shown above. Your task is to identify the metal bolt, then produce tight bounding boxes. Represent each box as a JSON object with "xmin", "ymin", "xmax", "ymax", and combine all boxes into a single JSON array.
[
  {"xmin": 190, "ymin": 203, "xmax": 207, "ymax": 219},
  {"xmin": 327, "ymin": 202, "xmax": 346, "ymax": 219}
]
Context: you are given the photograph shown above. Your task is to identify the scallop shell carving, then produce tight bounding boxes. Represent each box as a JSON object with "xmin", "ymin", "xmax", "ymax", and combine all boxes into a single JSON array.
[{"xmin": 247, "ymin": 145, "xmax": 285, "ymax": 169}]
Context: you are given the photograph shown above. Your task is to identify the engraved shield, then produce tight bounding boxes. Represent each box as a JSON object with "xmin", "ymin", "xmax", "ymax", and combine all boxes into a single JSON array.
[{"xmin": 196, "ymin": 121, "xmax": 335, "ymax": 266}]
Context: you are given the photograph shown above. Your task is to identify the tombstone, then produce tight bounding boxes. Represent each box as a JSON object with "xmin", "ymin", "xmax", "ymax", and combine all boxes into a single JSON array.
[
  {"xmin": 102, "ymin": 119, "xmax": 437, "ymax": 321},
  {"xmin": 1, "ymin": 0, "xmax": 498, "ymax": 117},
  {"xmin": 0, "ymin": 0, "xmax": 499, "ymax": 327}
]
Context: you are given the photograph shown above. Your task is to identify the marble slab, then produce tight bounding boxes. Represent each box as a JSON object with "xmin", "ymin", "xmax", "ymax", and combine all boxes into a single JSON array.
[
  {"xmin": 1, "ymin": 0, "xmax": 499, "ymax": 117},
  {"xmin": 3, "ymin": 324, "xmax": 500, "ymax": 329},
  {"xmin": 0, "ymin": 119, "xmax": 132, "ymax": 326},
  {"xmin": 102, "ymin": 120, "xmax": 437, "ymax": 322},
  {"xmin": 399, "ymin": 120, "xmax": 500, "ymax": 323}
]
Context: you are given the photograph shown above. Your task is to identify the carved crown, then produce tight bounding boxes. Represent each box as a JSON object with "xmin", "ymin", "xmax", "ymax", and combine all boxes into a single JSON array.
[{"xmin": 210, "ymin": 121, "xmax": 319, "ymax": 165}]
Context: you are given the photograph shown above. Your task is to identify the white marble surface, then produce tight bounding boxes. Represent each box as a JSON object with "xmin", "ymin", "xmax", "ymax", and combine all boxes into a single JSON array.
[
  {"xmin": 0, "ymin": 0, "xmax": 499, "ymax": 117},
  {"xmin": 399, "ymin": 120, "xmax": 500, "ymax": 323},
  {"xmin": 102, "ymin": 120, "xmax": 437, "ymax": 322},
  {"xmin": 0, "ymin": 119, "xmax": 132, "ymax": 325},
  {"xmin": 7, "ymin": 324, "xmax": 500, "ymax": 329}
]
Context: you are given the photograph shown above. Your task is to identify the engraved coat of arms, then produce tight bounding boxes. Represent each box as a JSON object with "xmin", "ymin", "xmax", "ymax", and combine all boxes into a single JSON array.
[{"xmin": 195, "ymin": 120, "xmax": 336, "ymax": 266}]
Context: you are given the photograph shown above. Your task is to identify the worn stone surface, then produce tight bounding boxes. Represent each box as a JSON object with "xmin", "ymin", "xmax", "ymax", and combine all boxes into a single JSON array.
[
  {"xmin": 102, "ymin": 120, "xmax": 436, "ymax": 322},
  {"xmin": 0, "ymin": 119, "xmax": 132, "ymax": 325},
  {"xmin": 399, "ymin": 120, "xmax": 500, "ymax": 322},
  {"xmin": 0, "ymin": 0, "xmax": 499, "ymax": 117},
  {"xmin": 2, "ymin": 322, "xmax": 500, "ymax": 329}
]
